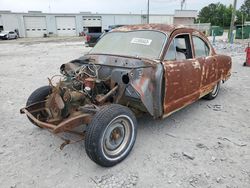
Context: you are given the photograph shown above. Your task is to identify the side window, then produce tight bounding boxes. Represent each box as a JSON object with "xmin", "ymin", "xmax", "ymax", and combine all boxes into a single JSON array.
[
  {"xmin": 175, "ymin": 34, "xmax": 193, "ymax": 60},
  {"xmin": 165, "ymin": 40, "xmax": 176, "ymax": 61},
  {"xmin": 193, "ymin": 36, "xmax": 210, "ymax": 57}
]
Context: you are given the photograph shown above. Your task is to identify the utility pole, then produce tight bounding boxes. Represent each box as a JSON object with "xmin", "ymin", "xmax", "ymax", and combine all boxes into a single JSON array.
[
  {"xmin": 229, "ymin": 0, "xmax": 237, "ymax": 43},
  {"xmin": 147, "ymin": 0, "xmax": 150, "ymax": 24},
  {"xmin": 181, "ymin": 0, "xmax": 185, "ymax": 10},
  {"xmin": 242, "ymin": 13, "xmax": 244, "ymax": 39}
]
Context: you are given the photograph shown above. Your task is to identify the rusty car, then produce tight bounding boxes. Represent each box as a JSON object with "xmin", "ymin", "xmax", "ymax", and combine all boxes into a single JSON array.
[{"xmin": 20, "ymin": 24, "xmax": 232, "ymax": 167}]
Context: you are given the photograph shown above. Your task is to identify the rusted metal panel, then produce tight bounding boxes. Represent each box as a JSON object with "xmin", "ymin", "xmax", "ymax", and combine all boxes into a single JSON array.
[
  {"xmin": 161, "ymin": 28, "xmax": 231, "ymax": 117},
  {"xmin": 162, "ymin": 59, "xmax": 202, "ymax": 115},
  {"xmin": 82, "ymin": 54, "xmax": 164, "ymax": 118}
]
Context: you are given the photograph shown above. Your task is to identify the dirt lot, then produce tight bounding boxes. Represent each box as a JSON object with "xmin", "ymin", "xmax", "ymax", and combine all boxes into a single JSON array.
[{"xmin": 0, "ymin": 37, "xmax": 249, "ymax": 188}]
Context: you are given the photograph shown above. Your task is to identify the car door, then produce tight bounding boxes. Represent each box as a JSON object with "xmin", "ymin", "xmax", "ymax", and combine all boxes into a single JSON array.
[
  {"xmin": 191, "ymin": 35, "xmax": 217, "ymax": 95},
  {"xmin": 162, "ymin": 32, "xmax": 202, "ymax": 116}
]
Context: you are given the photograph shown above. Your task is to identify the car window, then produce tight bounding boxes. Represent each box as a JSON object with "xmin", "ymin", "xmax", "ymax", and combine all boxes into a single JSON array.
[
  {"xmin": 90, "ymin": 30, "xmax": 167, "ymax": 60},
  {"xmin": 193, "ymin": 36, "xmax": 210, "ymax": 57},
  {"xmin": 174, "ymin": 34, "xmax": 193, "ymax": 60},
  {"xmin": 165, "ymin": 40, "xmax": 176, "ymax": 61}
]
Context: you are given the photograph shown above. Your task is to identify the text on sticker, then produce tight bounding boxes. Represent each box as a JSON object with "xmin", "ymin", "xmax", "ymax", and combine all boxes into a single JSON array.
[{"xmin": 131, "ymin": 38, "xmax": 152, "ymax": 45}]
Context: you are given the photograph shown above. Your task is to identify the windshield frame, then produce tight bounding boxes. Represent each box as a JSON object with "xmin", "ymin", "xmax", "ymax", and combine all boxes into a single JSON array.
[{"xmin": 88, "ymin": 30, "xmax": 169, "ymax": 60}]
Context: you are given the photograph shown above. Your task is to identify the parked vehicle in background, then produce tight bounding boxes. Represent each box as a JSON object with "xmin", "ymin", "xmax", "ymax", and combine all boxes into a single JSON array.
[
  {"xmin": 83, "ymin": 27, "xmax": 103, "ymax": 47},
  {"xmin": 20, "ymin": 24, "xmax": 232, "ymax": 167},
  {"xmin": 83, "ymin": 25, "xmax": 125, "ymax": 47},
  {"xmin": 0, "ymin": 31, "xmax": 18, "ymax": 40}
]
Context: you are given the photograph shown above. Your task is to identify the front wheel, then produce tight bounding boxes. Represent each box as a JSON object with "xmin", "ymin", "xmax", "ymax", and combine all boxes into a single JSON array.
[
  {"xmin": 203, "ymin": 81, "xmax": 221, "ymax": 100},
  {"xmin": 26, "ymin": 86, "xmax": 52, "ymax": 127},
  {"xmin": 85, "ymin": 104, "xmax": 137, "ymax": 167}
]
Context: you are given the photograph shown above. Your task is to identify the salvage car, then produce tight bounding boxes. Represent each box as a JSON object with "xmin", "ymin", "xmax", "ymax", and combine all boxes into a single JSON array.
[{"xmin": 20, "ymin": 24, "xmax": 232, "ymax": 167}]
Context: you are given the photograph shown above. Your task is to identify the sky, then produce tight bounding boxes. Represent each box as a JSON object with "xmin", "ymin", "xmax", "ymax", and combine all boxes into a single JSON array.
[{"xmin": 0, "ymin": 0, "xmax": 245, "ymax": 14}]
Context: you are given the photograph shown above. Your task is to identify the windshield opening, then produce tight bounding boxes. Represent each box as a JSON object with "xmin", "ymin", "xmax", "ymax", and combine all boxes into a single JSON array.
[{"xmin": 89, "ymin": 30, "xmax": 167, "ymax": 60}]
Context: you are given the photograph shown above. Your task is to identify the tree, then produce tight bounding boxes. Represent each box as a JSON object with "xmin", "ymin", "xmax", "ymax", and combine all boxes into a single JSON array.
[
  {"xmin": 235, "ymin": 10, "xmax": 245, "ymax": 25},
  {"xmin": 240, "ymin": 0, "xmax": 250, "ymax": 21},
  {"xmin": 235, "ymin": 0, "xmax": 250, "ymax": 25},
  {"xmin": 197, "ymin": 3, "xmax": 233, "ymax": 27}
]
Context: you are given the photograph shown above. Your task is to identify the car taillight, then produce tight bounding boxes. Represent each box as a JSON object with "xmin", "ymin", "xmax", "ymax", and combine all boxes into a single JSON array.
[{"xmin": 85, "ymin": 35, "xmax": 91, "ymax": 42}]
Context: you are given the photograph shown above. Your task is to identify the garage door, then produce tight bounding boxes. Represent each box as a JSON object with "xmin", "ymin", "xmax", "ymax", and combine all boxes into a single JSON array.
[
  {"xmin": 0, "ymin": 15, "xmax": 3, "ymax": 26},
  {"xmin": 83, "ymin": 16, "xmax": 102, "ymax": 27},
  {"xmin": 56, "ymin": 17, "xmax": 76, "ymax": 36},
  {"xmin": 24, "ymin": 16, "xmax": 47, "ymax": 37}
]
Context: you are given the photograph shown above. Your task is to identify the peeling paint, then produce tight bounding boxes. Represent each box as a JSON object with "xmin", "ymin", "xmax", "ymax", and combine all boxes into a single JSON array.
[{"xmin": 192, "ymin": 60, "xmax": 201, "ymax": 70}]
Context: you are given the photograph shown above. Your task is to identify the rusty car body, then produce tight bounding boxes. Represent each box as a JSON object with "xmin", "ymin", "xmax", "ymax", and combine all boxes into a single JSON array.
[{"xmin": 20, "ymin": 24, "xmax": 231, "ymax": 167}]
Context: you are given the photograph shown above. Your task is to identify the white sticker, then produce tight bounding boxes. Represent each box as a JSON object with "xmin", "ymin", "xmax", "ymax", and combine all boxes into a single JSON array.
[{"xmin": 131, "ymin": 38, "xmax": 152, "ymax": 45}]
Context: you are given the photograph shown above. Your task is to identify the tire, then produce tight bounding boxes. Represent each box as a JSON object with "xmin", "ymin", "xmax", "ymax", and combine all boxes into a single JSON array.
[
  {"xmin": 85, "ymin": 104, "xmax": 137, "ymax": 167},
  {"xmin": 26, "ymin": 86, "xmax": 52, "ymax": 127},
  {"xmin": 203, "ymin": 81, "xmax": 221, "ymax": 100}
]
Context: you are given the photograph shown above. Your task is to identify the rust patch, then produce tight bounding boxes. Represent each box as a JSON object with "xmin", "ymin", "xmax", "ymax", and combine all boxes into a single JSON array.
[{"xmin": 112, "ymin": 24, "xmax": 179, "ymax": 35}]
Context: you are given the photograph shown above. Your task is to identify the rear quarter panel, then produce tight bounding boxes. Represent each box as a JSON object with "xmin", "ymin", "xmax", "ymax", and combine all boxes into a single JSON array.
[{"xmin": 215, "ymin": 54, "xmax": 232, "ymax": 81}]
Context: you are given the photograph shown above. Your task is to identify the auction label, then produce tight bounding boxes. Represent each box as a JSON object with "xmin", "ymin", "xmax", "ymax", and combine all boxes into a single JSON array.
[{"xmin": 131, "ymin": 38, "xmax": 152, "ymax": 45}]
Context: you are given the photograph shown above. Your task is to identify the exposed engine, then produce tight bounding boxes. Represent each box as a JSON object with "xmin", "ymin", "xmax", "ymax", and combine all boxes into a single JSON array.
[
  {"xmin": 45, "ymin": 60, "xmax": 118, "ymax": 122},
  {"xmin": 41, "ymin": 55, "xmax": 163, "ymax": 122}
]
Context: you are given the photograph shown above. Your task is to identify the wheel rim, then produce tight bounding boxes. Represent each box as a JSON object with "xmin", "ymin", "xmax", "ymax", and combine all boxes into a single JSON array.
[
  {"xmin": 211, "ymin": 82, "xmax": 219, "ymax": 97},
  {"xmin": 102, "ymin": 115, "xmax": 133, "ymax": 158}
]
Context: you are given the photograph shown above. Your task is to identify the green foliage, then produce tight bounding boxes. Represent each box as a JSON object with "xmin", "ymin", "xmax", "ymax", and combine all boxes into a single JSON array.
[
  {"xmin": 197, "ymin": 1, "xmax": 250, "ymax": 27},
  {"xmin": 240, "ymin": 0, "xmax": 250, "ymax": 21},
  {"xmin": 197, "ymin": 3, "xmax": 233, "ymax": 27},
  {"xmin": 235, "ymin": 10, "xmax": 245, "ymax": 25}
]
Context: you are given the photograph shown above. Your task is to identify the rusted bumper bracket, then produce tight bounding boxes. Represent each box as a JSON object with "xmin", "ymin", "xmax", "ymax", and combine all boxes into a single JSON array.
[{"xmin": 20, "ymin": 107, "xmax": 91, "ymax": 134}]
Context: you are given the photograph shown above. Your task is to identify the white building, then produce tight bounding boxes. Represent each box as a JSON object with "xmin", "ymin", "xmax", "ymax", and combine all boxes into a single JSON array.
[
  {"xmin": 0, "ymin": 10, "xmax": 197, "ymax": 38},
  {"xmin": 173, "ymin": 10, "xmax": 198, "ymax": 25}
]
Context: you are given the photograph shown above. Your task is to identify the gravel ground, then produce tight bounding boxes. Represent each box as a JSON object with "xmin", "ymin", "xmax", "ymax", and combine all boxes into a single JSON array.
[{"xmin": 0, "ymin": 37, "xmax": 249, "ymax": 188}]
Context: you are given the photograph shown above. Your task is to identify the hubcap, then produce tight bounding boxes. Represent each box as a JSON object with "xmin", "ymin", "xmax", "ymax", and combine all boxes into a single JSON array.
[
  {"xmin": 102, "ymin": 116, "xmax": 132, "ymax": 157},
  {"xmin": 105, "ymin": 123, "xmax": 125, "ymax": 151}
]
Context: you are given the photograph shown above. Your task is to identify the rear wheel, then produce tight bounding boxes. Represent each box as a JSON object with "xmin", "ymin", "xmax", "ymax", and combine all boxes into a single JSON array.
[
  {"xmin": 26, "ymin": 86, "xmax": 52, "ymax": 127},
  {"xmin": 85, "ymin": 104, "xmax": 137, "ymax": 167},
  {"xmin": 203, "ymin": 81, "xmax": 221, "ymax": 100}
]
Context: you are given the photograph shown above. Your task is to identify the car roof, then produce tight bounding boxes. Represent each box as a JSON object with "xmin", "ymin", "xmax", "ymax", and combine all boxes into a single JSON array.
[
  {"xmin": 1, "ymin": 30, "xmax": 9, "ymax": 32},
  {"xmin": 112, "ymin": 24, "xmax": 189, "ymax": 35}
]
